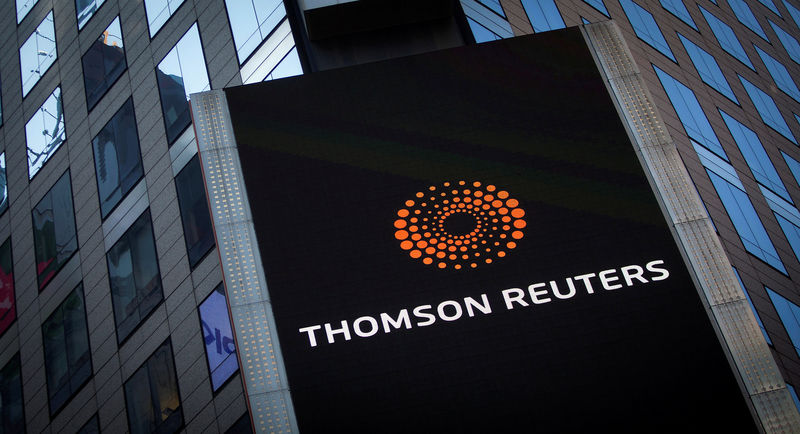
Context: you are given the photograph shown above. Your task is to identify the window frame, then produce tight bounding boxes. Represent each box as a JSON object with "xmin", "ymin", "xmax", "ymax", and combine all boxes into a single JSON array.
[
  {"xmin": 32, "ymin": 169, "xmax": 79, "ymax": 292},
  {"xmin": 198, "ymin": 283, "xmax": 239, "ymax": 394}
]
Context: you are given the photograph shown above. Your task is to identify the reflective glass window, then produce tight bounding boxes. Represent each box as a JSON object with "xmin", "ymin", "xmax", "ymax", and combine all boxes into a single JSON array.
[
  {"xmin": 92, "ymin": 98, "xmax": 143, "ymax": 218},
  {"xmin": 20, "ymin": 11, "xmax": 57, "ymax": 97},
  {"xmin": 783, "ymin": 151, "xmax": 800, "ymax": 186},
  {"xmin": 755, "ymin": 45, "xmax": 800, "ymax": 102},
  {"xmin": 33, "ymin": 171, "xmax": 78, "ymax": 291},
  {"xmin": 739, "ymin": 75, "xmax": 797, "ymax": 143},
  {"xmin": 770, "ymin": 20, "xmax": 800, "ymax": 63},
  {"xmin": 785, "ymin": 0, "xmax": 800, "ymax": 26},
  {"xmin": 157, "ymin": 23, "xmax": 209, "ymax": 145},
  {"xmin": 107, "ymin": 210, "xmax": 162, "ymax": 343},
  {"xmin": 225, "ymin": 0, "xmax": 287, "ymax": 64},
  {"xmin": 225, "ymin": 413, "xmax": 252, "ymax": 434},
  {"xmin": 729, "ymin": 0, "xmax": 768, "ymax": 38},
  {"xmin": 467, "ymin": 17, "xmax": 503, "ymax": 42},
  {"xmin": 678, "ymin": 34, "xmax": 738, "ymax": 102},
  {"xmin": 478, "ymin": 0, "xmax": 506, "ymax": 16},
  {"xmin": 585, "ymin": 0, "xmax": 610, "ymax": 17},
  {"xmin": 0, "ymin": 355, "xmax": 24, "ymax": 432},
  {"xmin": 175, "ymin": 155, "xmax": 214, "ymax": 268},
  {"xmin": 660, "ymin": 0, "xmax": 698, "ymax": 29},
  {"xmin": 265, "ymin": 48, "xmax": 303, "ymax": 81},
  {"xmin": 760, "ymin": 0, "xmax": 781, "ymax": 15},
  {"xmin": 124, "ymin": 340, "xmax": 183, "ymax": 434},
  {"xmin": 767, "ymin": 287, "xmax": 800, "ymax": 355},
  {"xmin": 0, "ymin": 239, "xmax": 14, "ymax": 338},
  {"xmin": 1, "ymin": 74, "xmax": 4, "ymax": 128},
  {"xmin": 77, "ymin": 415, "xmax": 100, "ymax": 434},
  {"xmin": 26, "ymin": 86, "xmax": 66, "ymax": 179},
  {"xmin": 144, "ymin": 0, "xmax": 185, "ymax": 37},
  {"xmin": 521, "ymin": 0, "xmax": 566, "ymax": 32},
  {"xmin": 16, "ymin": 0, "xmax": 38, "ymax": 23},
  {"xmin": 82, "ymin": 16, "xmax": 126, "ymax": 111},
  {"xmin": 620, "ymin": 0, "xmax": 676, "ymax": 60},
  {"xmin": 776, "ymin": 212, "xmax": 800, "ymax": 260},
  {"xmin": 42, "ymin": 283, "xmax": 91, "ymax": 415},
  {"xmin": 76, "ymin": 0, "xmax": 106, "ymax": 30},
  {"xmin": 733, "ymin": 267, "xmax": 772, "ymax": 344},
  {"xmin": 789, "ymin": 384, "xmax": 800, "ymax": 414},
  {"xmin": 653, "ymin": 66, "xmax": 727, "ymax": 159},
  {"xmin": 700, "ymin": 6, "xmax": 755, "ymax": 68},
  {"xmin": 707, "ymin": 169, "xmax": 786, "ymax": 273},
  {"xmin": 199, "ymin": 284, "xmax": 238, "ymax": 391},
  {"xmin": 0, "ymin": 153, "xmax": 8, "ymax": 216}
]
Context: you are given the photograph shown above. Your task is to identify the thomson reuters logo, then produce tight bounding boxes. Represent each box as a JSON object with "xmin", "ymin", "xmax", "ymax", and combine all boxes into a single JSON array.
[{"xmin": 394, "ymin": 181, "xmax": 526, "ymax": 269}]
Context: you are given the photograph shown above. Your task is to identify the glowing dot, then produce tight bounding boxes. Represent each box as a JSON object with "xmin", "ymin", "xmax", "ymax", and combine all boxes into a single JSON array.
[
  {"xmin": 444, "ymin": 182, "xmax": 451, "ymax": 187},
  {"xmin": 485, "ymin": 195, "xmax": 494, "ymax": 202},
  {"xmin": 464, "ymin": 197, "xmax": 472, "ymax": 203},
  {"xmin": 474, "ymin": 191, "xmax": 483, "ymax": 198},
  {"xmin": 417, "ymin": 240, "xmax": 428, "ymax": 249},
  {"xmin": 486, "ymin": 185, "xmax": 496, "ymax": 192},
  {"xmin": 474, "ymin": 199, "xmax": 482, "ymax": 205},
  {"xmin": 471, "ymin": 263, "xmax": 477, "ymax": 268},
  {"xmin": 425, "ymin": 246, "xmax": 436, "ymax": 255},
  {"xmin": 437, "ymin": 243, "xmax": 447, "ymax": 250},
  {"xmin": 497, "ymin": 191, "xmax": 509, "ymax": 199},
  {"xmin": 411, "ymin": 233, "xmax": 422, "ymax": 241},
  {"xmin": 410, "ymin": 217, "xmax": 418, "ymax": 223},
  {"xmin": 462, "ymin": 254, "xmax": 469, "ymax": 260},
  {"xmin": 486, "ymin": 258, "xmax": 493, "ymax": 264},
  {"xmin": 502, "ymin": 216, "xmax": 511, "ymax": 223},
  {"xmin": 497, "ymin": 251, "xmax": 506, "ymax": 257},
  {"xmin": 416, "ymin": 192, "xmax": 424, "ymax": 198},
  {"xmin": 511, "ymin": 208, "xmax": 525, "ymax": 218},
  {"xmin": 492, "ymin": 200, "xmax": 503, "ymax": 208},
  {"xmin": 400, "ymin": 240, "xmax": 413, "ymax": 250},
  {"xmin": 452, "ymin": 190, "xmax": 459, "ymax": 195},
  {"xmin": 498, "ymin": 207, "xmax": 508, "ymax": 215},
  {"xmin": 395, "ymin": 230, "xmax": 409, "ymax": 240},
  {"xmin": 502, "ymin": 225, "xmax": 510, "ymax": 231},
  {"xmin": 429, "ymin": 186, "xmax": 436, "ymax": 191},
  {"xmin": 394, "ymin": 219, "xmax": 407, "ymax": 229},
  {"xmin": 414, "ymin": 210, "xmax": 421, "ymax": 214},
  {"xmin": 463, "ymin": 189, "xmax": 471, "ymax": 195},
  {"xmin": 438, "ymin": 262, "xmax": 447, "ymax": 268},
  {"xmin": 398, "ymin": 209, "xmax": 409, "ymax": 218},
  {"xmin": 459, "ymin": 181, "xmax": 466, "ymax": 186},
  {"xmin": 507, "ymin": 242, "xmax": 517, "ymax": 249},
  {"xmin": 460, "ymin": 246, "xmax": 467, "ymax": 252},
  {"xmin": 409, "ymin": 225, "xmax": 419, "ymax": 232},
  {"xmin": 482, "ymin": 204, "xmax": 491, "ymax": 210},
  {"xmin": 473, "ymin": 181, "xmax": 481, "ymax": 187},
  {"xmin": 410, "ymin": 250, "xmax": 422, "ymax": 258},
  {"xmin": 514, "ymin": 220, "xmax": 526, "ymax": 229},
  {"xmin": 449, "ymin": 254, "xmax": 457, "ymax": 260},
  {"xmin": 512, "ymin": 231, "xmax": 524, "ymax": 239},
  {"xmin": 458, "ymin": 203, "xmax": 465, "ymax": 209},
  {"xmin": 448, "ymin": 246, "xmax": 457, "ymax": 252},
  {"xmin": 423, "ymin": 257, "xmax": 433, "ymax": 265},
  {"xmin": 437, "ymin": 251, "xmax": 446, "ymax": 259},
  {"xmin": 453, "ymin": 197, "xmax": 460, "ymax": 202},
  {"xmin": 500, "ymin": 234, "xmax": 507, "ymax": 239},
  {"xmin": 405, "ymin": 200, "xmax": 415, "ymax": 207},
  {"xmin": 455, "ymin": 264, "xmax": 462, "ymax": 270},
  {"xmin": 506, "ymin": 198, "xmax": 519, "ymax": 208}
]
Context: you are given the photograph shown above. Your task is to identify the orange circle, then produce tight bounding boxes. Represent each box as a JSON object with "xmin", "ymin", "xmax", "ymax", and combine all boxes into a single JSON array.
[
  {"xmin": 436, "ymin": 251, "xmax": 446, "ymax": 259},
  {"xmin": 473, "ymin": 181, "xmax": 481, "ymax": 187},
  {"xmin": 454, "ymin": 264, "xmax": 462, "ymax": 269},
  {"xmin": 497, "ymin": 191, "xmax": 509, "ymax": 199},
  {"xmin": 485, "ymin": 258, "xmax": 493, "ymax": 264},
  {"xmin": 411, "ymin": 233, "xmax": 422, "ymax": 241},
  {"xmin": 492, "ymin": 200, "xmax": 503, "ymax": 208},
  {"xmin": 506, "ymin": 198, "xmax": 519, "ymax": 208},
  {"xmin": 471, "ymin": 263, "xmax": 477, "ymax": 268},
  {"xmin": 394, "ymin": 219, "xmax": 407, "ymax": 229},
  {"xmin": 511, "ymin": 208, "xmax": 525, "ymax": 218},
  {"xmin": 410, "ymin": 250, "xmax": 422, "ymax": 258},
  {"xmin": 425, "ymin": 246, "xmax": 436, "ymax": 255},
  {"xmin": 486, "ymin": 185, "xmax": 496, "ymax": 192},
  {"xmin": 423, "ymin": 257, "xmax": 433, "ymax": 265},
  {"xmin": 409, "ymin": 225, "xmax": 418, "ymax": 233},
  {"xmin": 416, "ymin": 192, "xmax": 424, "ymax": 198},
  {"xmin": 417, "ymin": 240, "xmax": 428, "ymax": 249},
  {"xmin": 514, "ymin": 220, "xmax": 526, "ymax": 229},
  {"xmin": 497, "ymin": 251, "xmax": 506, "ymax": 257},
  {"xmin": 502, "ymin": 225, "xmax": 510, "ymax": 231},
  {"xmin": 405, "ymin": 200, "xmax": 415, "ymax": 207},
  {"xmin": 498, "ymin": 207, "xmax": 508, "ymax": 215},
  {"xmin": 398, "ymin": 209, "xmax": 409, "ymax": 218},
  {"xmin": 484, "ymin": 195, "xmax": 494, "ymax": 202},
  {"xmin": 512, "ymin": 231, "xmax": 524, "ymax": 239},
  {"xmin": 507, "ymin": 241, "xmax": 517, "ymax": 249},
  {"xmin": 438, "ymin": 262, "xmax": 446, "ymax": 268},
  {"xmin": 395, "ymin": 230, "xmax": 409, "ymax": 240},
  {"xmin": 502, "ymin": 216, "xmax": 511, "ymax": 223}
]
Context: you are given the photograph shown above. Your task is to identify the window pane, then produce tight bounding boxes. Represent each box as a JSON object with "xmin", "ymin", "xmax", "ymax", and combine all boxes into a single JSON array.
[
  {"xmin": 225, "ymin": 413, "xmax": 252, "ymax": 434},
  {"xmin": 156, "ymin": 23, "xmax": 209, "ymax": 145},
  {"xmin": 33, "ymin": 171, "xmax": 78, "ymax": 291},
  {"xmin": 42, "ymin": 283, "xmax": 92, "ymax": 415},
  {"xmin": 77, "ymin": 414, "xmax": 100, "ymax": 434},
  {"xmin": 755, "ymin": 45, "xmax": 800, "ymax": 102},
  {"xmin": 770, "ymin": 20, "xmax": 800, "ymax": 63},
  {"xmin": 124, "ymin": 340, "xmax": 183, "ymax": 434},
  {"xmin": 199, "ymin": 284, "xmax": 238, "ymax": 391},
  {"xmin": 0, "ymin": 239, "xmax": 15, "ymax": 338},
  {"xmin": 16, "ymin": 0, "xmax": 39, "ymax": 23},
  {"xmin": 521, "ymin": 0, "xmax": 566, "ymax": 32},
  {"xmin": 107, "ymin": 210, "xmax": 162, "ymax": 343},
  {"xmin": 785, "ymin": 0, "xmax": 800, "ymax": 26},
  {"xmin": 584, "ymin": 0, "xmax": 610, "ymax": 17},
  {"xmin": 700, "ymin": 6, "xmax": 755, "ymax": 69},
  {"xmin": 728, "ymin": 0, "xmax": 768, "ymax": 38},
  {"xmin": 761, "ymin": 0, "xmax": 781, "ymax": 15},
  {"xmin": 267, "ymin": 47, "xmax": 303, "ymax": 81},
  {"xmin": 733, "ymin": 268, "xmax": 772, "ymax": 344},
  {"xmin": 76, "ymin": 0, "xmax": 106, "ymax": 30},
  {"xmin": 739, "ymin": 75, "xmax": 797, "ymax": 143},
  {"xmin": 776, "ymin": 212, "xmax": 800, "ymax": 259},
  {"xmin": 678, "ymin": 34, "xmax": 738, "ymax": 102},
  {"xmin": 467, "ymin": 17, "xmax": 502, "ymax": 42},
  {"xmin": 620, "ymin": 0, "xmax": 676, "ymax": 60},
  {"xmin": 766, "ymin": 287, "xmax": 800, "ymax": 355},
  {"xmin": 175, "ymin": 155, "xmax": 214, "ymax": 268},
  {"xmin": 82, "ymin": 16, "xmax": 126, "ymax": 111},
  {"xmin": 20, "ymin": 11, "xmax": 57, "ymax": 97},
  {"xmin": 144, "ymin": 0, "xmax": 185, "ymax": 37},
  {"xmin": 660, "ymin": 0, "xmax": 698, "ymax": 29},
  {"xmin": 479, "ymin": 0, "xmax": 506, "ymax": 16},
  {"xmin": 0, "ymin": 355, "xmax": 24, "ymax": 432},
  {"xmin": 26, "ymin": 86, "xmax": 66, "ymax": 179},
  {"xmin": 93, "ymin": 98, "xmax": 143, "ymax": 218},
  {"xmin": 789, "ymin": 384, "xmax": 800, "ymax": 414},
  {"xmin": 783, "ymin": 151, "xmax": 800, "ymax": 186},
  {"xmin": 0, "ymin": 153, "xmax": 8, "ymax": 216},
  {"xmin": 225, "ymin": 0, "xmax": 287, "ymax": 63}
]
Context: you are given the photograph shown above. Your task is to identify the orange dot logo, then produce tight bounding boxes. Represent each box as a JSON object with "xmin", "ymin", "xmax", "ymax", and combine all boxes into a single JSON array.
[{"xmin": 395, "ymin": 181, "xmax": 525, "ymax": 270}]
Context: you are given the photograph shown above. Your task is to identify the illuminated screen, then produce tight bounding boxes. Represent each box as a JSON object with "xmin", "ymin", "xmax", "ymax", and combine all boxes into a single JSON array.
[{"xmin": 224, "ymin": 28, "xmax": 756, "ymax": 432}]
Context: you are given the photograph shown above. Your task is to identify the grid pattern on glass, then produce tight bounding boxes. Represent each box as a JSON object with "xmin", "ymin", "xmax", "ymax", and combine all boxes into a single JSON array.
[
  {"xmin": 733, "ymin": 267, "xmax": 773, "ymax": 345},
  {"xmin": 755, "ymin": 45, "xmax": 800, "ymax": 103},
  {"xmin": 124, "ymin": 339, "xmax": 183, "ymax": 434},
  {"xmin": 0, "ymin": 153, "xmax": 7, "ymax": 216},
  {"xmin": 468, "ymin": 17, "xmax": 503, "ymax": 41},
  {"xmin": 175, "ymin": 155, "xmax": 214, "ymax": 268},
  {"xmin": 26, "ymin": 86, "xmax": 66, "ymax": 179},
  {"xmin": 770, "ymin": 20, "xmax": 800, "ymax": 63},
  {"xmin": 199, "ymin": 284, "xmax": 238, "ymax": 392},
  {"xmin": 767, "ymin": 287, "xmax": 800, "ymax": 355},
  {"xmin": 93, "ymin": 98, "xmax": 143, "ymax": 218},
  {"xmin": 783, "ymin": 151, "xmax": 800, "ymax": 186},
  {"xmin": 707, "ymin": 169, "xmax": 787, "ymax": 273},
  {"xmin": 739, "ymin": 75, "xmax": 797, "ymax": 144},
  {"xmin": 107, "ymin": 209, "xmax": 162, "ymax": 343},
  {"xmin": 225, "ymin": 0, "xmax": 287, "ymax": 64},
  {"xmin": 785, "ymin": 0, "xmax": 800, "ymax": 26},
  {"xmin": 653, "ymin": 65, "xmax": 727, "ymax": 159},
  {"xmin": 76, "ymin": 0, "xmax": 106, "ymax": 30},
  {"xmin": 0, "ymin": 239, "xmax": 14, "ymax": 339},
  {"xmin": 144, "ymin": 0, "xmax": 185, "ymax": 37},
  {"xmin": 0, "ymin": 355, "xmax": 24, "ymax": 432},
  {"xmin": 16, "ymin": 0, "xmax": 39, "ymax": 23},
  {"xmin": 660, "ymin": 0, "xmax": 697, "ymax": 29},
  {"xmin": 33, "ymin": 171, "xmax": 78, "ymax": 291},
  {"xmin": 157, "ymin": 23, "xmax": 210, "ymax": 145},
  {"xmin": 521, "ymin": 0, "xmax": 566, "ymax": 32},
  {"xmin": 729, "ymin": 0, "xmax": 768, "ymax": 38},
  {"xmin": 20, "ymin": 11, "xmax": 57, "ymax": 97},
  {"xmin": 700, "ymin": 6, "xmax": 755, "ymax": 69},
  {"xmin": 678, "ymin": 34, "xmax": 738, "ymax": 102},
  {"xmin": 83, "ymin": 16, "xmax": 126, "ymax": 111},
  {"xmin": 42, "ymin": 283, "xmax": 92, "ymax": 416},
  {"xmin": 584, "ymin": 0, "xmax": 610, "ymax": 17},
  {"xmin": 619, "ymin": 0, "xmax": 676, "ymax": 60}
]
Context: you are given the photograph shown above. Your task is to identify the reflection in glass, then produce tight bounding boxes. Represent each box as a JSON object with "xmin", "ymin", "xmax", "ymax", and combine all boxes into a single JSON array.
[
  {"xmin": 0, "ymin": 239, "xmax": 14, "ymax": 338},
  {"xmin": 83, "ymin": 16, "xmax": 126, "ymax": 110},
  {"xmin": 521, "ymin": 0, "xmax": 566, "ymax": 33},
  {"xmin": 199, "ymin": 284, "xmax": 238, "ymax": 391},
  {"xmin": 0, "ymin": 153, "xmax": 8, "ymax": 216},
  {"xmin": 33, "ymin": 171, "xmax": 78, "ymax": 291},
  {"xmin": 93, "ymin": 98, "xmax": 143, "ymax": 218},
  {"xmin": 145, "ymin": 0, "xmax": 185, "ymax": 37},
  {"xmin": 755, "ymin": 46, "xmax": 800, "ymax": 103},
  {"xmin": 678, "ymin": 34, "xmax": 737, "ymax": 103},
  {"xmin": 20, "ymin": 11, "xmax": 57, "ymax": 97},
  {"xmin": 700, "ymin": 7, "xmax": 754, "ymax": 69},
  {"xmin": 619, "ymin": 0, "xmax": 673, "ymax": 60},
  {"xmin": 26, "ymin": 86, "xmax": 66, "ymax": 179},
  {"xmin": 42, "ymin": 284, "xmax": 92, "ymax": 415},
  {"xmin": 267, "ymin": 48, "xmax": 303, "ymax": 81},
  {"xmin": 107, "ymin": 210, "xmax": 162, "ymax": 343},
  {"xmin": 739, "ymin": 75, "xmax": 797, "ymax": 144},
  {"xmin": 468, "ymin": 17, "xmax": 502, "ymax": 42},
  {"xmin": 226, "ymin": 0, "xmax": 287, "ymax": 63},
  {"xmin": 770, "ymin": 20, "xmax": 800, "ymax": 64},
  {"xmin": 157, "ymin": 23, "xmax": 209, "ymax": 145},
  {"xmin": 175, "ymin": 155, "xmax": 214, "ymax": 268},
  {"xmin": 767, "ymin": 287, "xmax": 800, "ymax": 355},
  {"xmin": 0, "ymin": 355, "xmax": 24, "ymax": 432},
  {"xmin": 124, "ymin": 340, "xmax": 183, "ymax": 434},
  {"xmin": 76, "ymin": 0, "xmax": 106, "ymax": 30},
  {"xmin": 659, "ymin": 0, "xmax": 696, "ymax": 29},
  {"xmin": 728, "ymin": 0, "xmax": 767, "ymax": 38},
  {"xmin": 16, "ymin": 0, "xmax": 39, "ymax": 23}
]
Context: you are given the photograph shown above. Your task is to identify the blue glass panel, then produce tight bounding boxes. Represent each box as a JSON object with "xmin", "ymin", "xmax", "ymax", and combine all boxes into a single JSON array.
[
  {"xmin": 700, "ymin": 6, "xmax": 755, "ymax": 68},
  {"xmin": 707, "ymin": 169, "xmax": 786, "ymax": 273},
  {"xmin": 766, "ymin": 287, "xmax": 800, "ymax": 355},
  {"xmin": 584, "ymin": 0, "xmax": 610, "ymax": 17},
  {"xmin": 785, "ymin": 0, "xmax": 800, "ymax": 26},
  {"xmin": 26, "ymin": 86, "xmax": 66, "ymax": 179},
  {"xmin": 225, "ymin": 0, "xmax": 287, "ymax": 64},
  {"xmin": 733, "ymin": 268, "xmax": 773, "ymax": 344},
  {"xmin": 199, "ymin": 284, "xmax": 238, "ymax": 391},
  {"xmin": 582, "ymin": 16, "xmax": 591, "ymax": 24},
  {"xmin": 776, "ymin": 212, "xmax": 800, "ymax": 260},
  {"xmin": 620, "ymin": 0, "xmax": 676, "ymax": 60},
  {"xmin": 739, "ymin": 75, "xmax": 797, "ymax": 143},
  {"xmin": 788, "ymin": 384, "xmax": 800, "ymax": 414},
  {"xmin": 76, "ymin": 0, "xmax": 106, "ymax": 30},
  {"xmin": 783, "ymin": 151, "xmax": 800, "ymax": 186},
  {"xmin": 20, "ymin": 11, "xmax": 57, "ymax": 97},
  {"xmin": 467, "ymin": 17, "xmax": 502, "ymax": 42},
  {"xmin": 755, "ymin": 45, "xmax": 800, "ymax": 102},
  {"xmin": 759, "ymin": 0, "xmax": 781, "ymax": 15},
  {"xmin": 144, "ymin": 0, "xmax": 185, "ymax": 37},
  {"xmin": 479, "ymin": 0, "xmax": 506, "ymax": 16},
  {"xmin": 678, "ymin": 34, "xmax": 738, "ymax": 102},
  {"xmin": 660, "ymin": 0, "xmax": 698, "ymax": 29},
  {"xmin": 521, "ymin": 0, "xmax": 566, "ymax": 32},
  {"xmin": 729, "ymin": 0, "xmax": 768, "ymax": 38},
  {"xmin": 16, "ymin": 0, "xmax": 39, "ymax": 23},
  {"xmin": 770, "ymin": 20, "xmax": 800, "ymax": 63}
]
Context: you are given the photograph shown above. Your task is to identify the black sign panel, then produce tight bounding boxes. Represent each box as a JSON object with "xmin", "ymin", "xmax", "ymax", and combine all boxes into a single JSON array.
[{"xmin": 224, "ymin": 28, "xmax": 755, "ymax": 432}]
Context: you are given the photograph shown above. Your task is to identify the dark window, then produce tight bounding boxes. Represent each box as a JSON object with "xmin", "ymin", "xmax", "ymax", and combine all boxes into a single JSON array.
[
  {"xmin": 42, "ymin": 283, "xmax": 92, "ymax": 415},
  {"xmin": 124, "ymin": 339, "xmax": 183, "ymax": 434},
  {"xmin": 82, "ymin": 16, "xmax": 126, "ymax": 111},
  {"xmin": 107, "ymin": 210, "xmax": 162, "ymax": 343},
  {"xmin": 175, "ymin": 155, "xmax": 214, "ymax": 268},
  {"xmin": 0, "ymin": 152, "xmax": 8, "ymax": 215},
  {"xmin": 0, "ymin": 354, "xmax": 24, "ymax": 433},
  {"xmin": 33, "ymin": 170, "xmax": 78, "ymax": 291},
  {"xmin": 0, "ymin": 238, "xmax": 14, "ymax": 338},
  {"xmin": 199, "ymin": 284, "xmax": 237, "ymax": 391},
  {"xmin": 225, "ymin": 413, "xmax": 252, "ymax": 434},
  {"xmin": 76, "ymin": 0, "xmax": 106, "ymax": 30},
  {"xmin": 92, "ymin": 98, "xmax": 143, "ymax": 218},
  {"xmin": 77, "ymin": 414, "xmax": 100, "ymax": 434}
]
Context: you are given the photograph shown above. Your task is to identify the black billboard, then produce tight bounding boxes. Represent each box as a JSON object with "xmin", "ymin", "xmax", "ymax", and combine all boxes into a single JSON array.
[{"xmin": 223, "ymin": 28, "xmax": 756, "ymax": 432}]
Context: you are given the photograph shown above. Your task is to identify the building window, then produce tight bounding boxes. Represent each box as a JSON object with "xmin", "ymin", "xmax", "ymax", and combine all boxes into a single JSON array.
[
  {"xmin": 0, "ymin": 238, "xmax": 14, "ymax": 338},
  {"xmin": 33, "ymin": 171, "xmax": 78, "ymax": 291},
  {"xmin": 263, "ymin": 47, "xmax": 303, "ymax": 82},
  {"xmin": 659, "ymin": 0, "xmax": 697, "ymax": 29},
  {"xmin": 0, "ymin": 354, "xmax": 24, "ymax": 432},
  {"xmin": 783, "ymin": 151, "xmax": 800, "ymax": 186},
  {"xmin": 762, "ymin": 0, "xmax": 782, "ymax": 15},
  {"xmin": 700, "ymin": 6, "xmax": 755, "ymax": 69},
  {"xmin": 20, "ymin": 11, "xmax": 57, "ymax": 97},
  {"xmin": 144, "ymin": 0, "xmax": 185, "ymax": 37},
  {"xmin": 0, "ymin": 74, "xmax": 4, "ymax": 128},
  {"xmin": 124, "ymin": 339, "xmax": 183, "ymax": 434},
  {"xmin": 199, "ymin": 284, "xmax": 238, "ymax": 392},
  {"xmin": 156, "ymin": 23, "xmax": 209, "ymax": 145},
  {"xmin": 728, "ymin": 0, "xmax": 768, "ymax": 38},
  {"xmin": 107, "ymin": 210, "xmax": 162, "ymax": 343},
  {"xmin": 16, "ymin": 0, "xmax": 39, "ymax": 23},
  {"xmin": 653, "ymin": 65, "xmax": 727, "ymax": 159},
  {"xmin": 0, "ymin": 153, "xmax": 8, "ymax": 216},
  {"xmin": 733, "ymin": 267, "xmax": 772, "ymax": 345},
  {"xmin": 707, "ymin": 169, "xmax": 786, "ymax": 273},
  {"xmin": 226, "ymin": 413, "xmax": 252, "ymax": 434},
  {"xmin": 225, "ymin": 0, "xmax": 288, "ymax": 64},
  {"xmin": 26, "ymin": 86, "xmax": 66, "ymax": 179},
  {"xmin": 785, "ymin": 0, "xmax": 800, "ymax": 26},
  {"xmin": 788, "ymin": 384, "xmax": 800, "ymax": 414},
  {"xmin": 175, "ymin": 155, "xmax": 214, "ymax": 268},
  {"xmin": 467, "ymin": 17, "xmax": 503, "ymax": 42},
  {"xmin": 769, "ymin": 20, "xmax": 800, "ymax": 64},
  {"xmin": 42, "ymin": 283, "xmax": 92, "ymax": 416},
  {"xmin": 76, "ymin": 0, "xmax": 106, "ymax": 30},
  {"xmin": 755, "ymin": 45, "xmax": 800, "ymax": 103},
  {"xmin": 521, "ymin": 0, "xmax": 566, "ymax": 32},
  {"xmin": 584, "ymin": 0, "xmax": 610, "ymax": 17},
  {"xmin": 619, "ymin": 0, "xmax": 676, "ymax": 61},
  {"xmin": 92, "ymin": 98, "xmax": 143, "ymax": 218},
  {"xmin": 775, "ymin": 212, "xmax": 800, "ymax": 260},
  {"xmin": 739, "ymin": 75, "xmax": 797, "ymax": 144},
  {"xmin": 82, "ymin": 16, "xmax": 126, "ymax": 111},
  {"xmin": 678, "ymin": 34, "xmax": 738, "ymax": 102},
  {"xmin": 766, "ymin": 287, "xmax": 800, "ymax": 355},
  {"xmin": 77, "ymin": 414, "xmax": 100, "ymax": 434}
]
